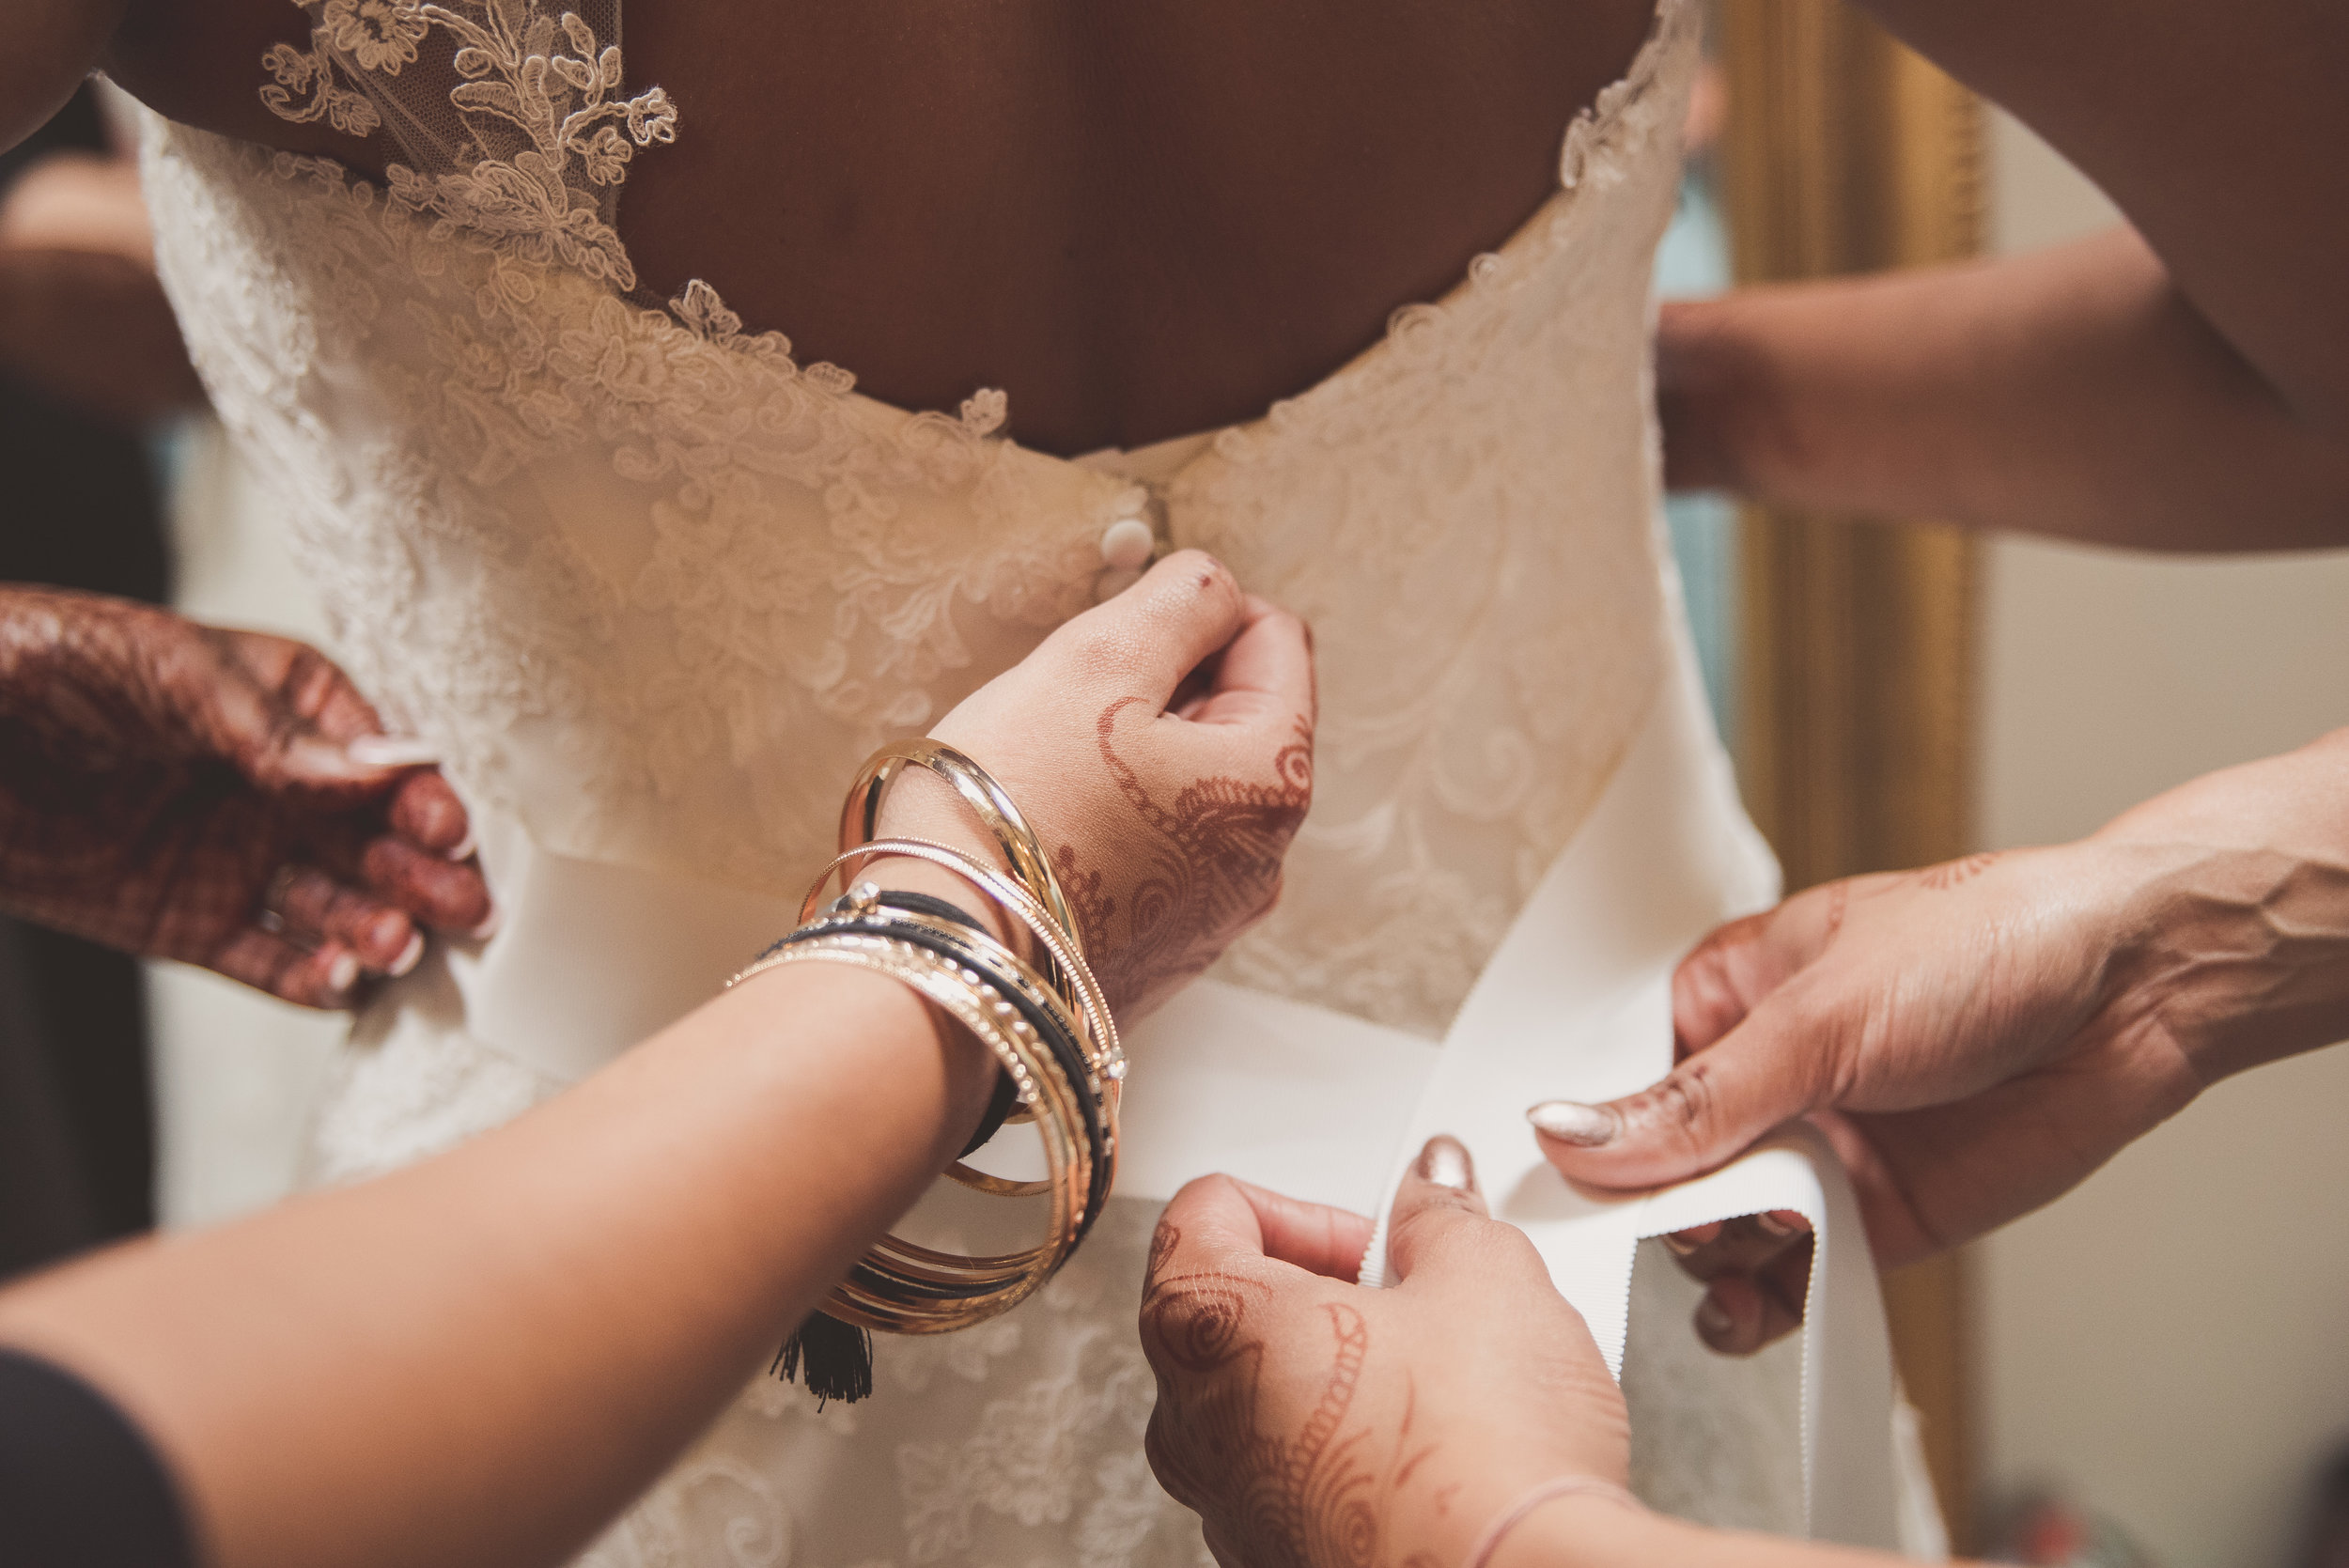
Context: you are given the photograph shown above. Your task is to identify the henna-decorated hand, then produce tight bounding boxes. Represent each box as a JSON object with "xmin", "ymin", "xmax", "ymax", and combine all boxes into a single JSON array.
[
  {"xmin": 1140, "ymin": 1141, "xmax": 1632, "ymax": 1568},
  {"xmin": 926, "ymin": 551, "xmax": 1315, "ymax": 1017},
  {"xmin": 0, "ymin": 587, "xmax": 492, "ymax": 1007},
  {"xmin": 1535, "ymin": 729, "xmax": 2349, "ymax": 1355}
]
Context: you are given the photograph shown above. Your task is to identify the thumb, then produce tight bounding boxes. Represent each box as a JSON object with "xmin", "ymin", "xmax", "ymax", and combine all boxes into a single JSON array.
[
  {"xmin": 1044, "ymin": 550, "xmax": 1249, "ymax": 711},
  {"xmin": 214, "ymin": 643, "xmax": 409, "ymax": 798},
  {"xmin": 1383, "ymin": 1134, "xmax": 1496, "ymax": 1284},
  {"xmin": 1526, "ymin": 986, "xmax": 1845, "ymax": 1189}
]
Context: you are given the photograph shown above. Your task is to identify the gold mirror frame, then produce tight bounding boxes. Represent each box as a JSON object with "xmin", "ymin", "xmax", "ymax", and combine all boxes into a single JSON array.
[{"xmin": 1716, "ymin": 0, "xmax": 1983, "ymax": 1543}]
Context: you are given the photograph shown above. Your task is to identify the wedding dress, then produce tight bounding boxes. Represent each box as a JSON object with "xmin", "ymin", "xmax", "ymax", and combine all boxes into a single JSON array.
[{"xmin": 137, "ymin": 0, "xmax": 1932, "ymax": 1559}]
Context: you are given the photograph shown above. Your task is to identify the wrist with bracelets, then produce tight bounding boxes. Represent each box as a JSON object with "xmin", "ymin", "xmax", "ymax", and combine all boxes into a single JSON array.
[{"xmin": 726, "ymin": 742, "xmax": 1125, "ymax": 1405}]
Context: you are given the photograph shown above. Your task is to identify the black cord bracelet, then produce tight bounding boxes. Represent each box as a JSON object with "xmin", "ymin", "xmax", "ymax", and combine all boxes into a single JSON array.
[
  {"xmin": 779, "ymin": 898, "xmax": 1103, "ymax": 1211},
  {"xmin": 868, "ymin": 892, "xmax": 1022, "ymax": 1157},
  {"xmin": 754, "ymin": 889, "xmax": 1023, "ymax": 1157}
]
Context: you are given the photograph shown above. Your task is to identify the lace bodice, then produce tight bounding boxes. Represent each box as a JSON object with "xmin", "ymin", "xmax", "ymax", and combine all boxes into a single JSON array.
[{"xmin": 141, "ymin": 0, "xmax": 1695, "ymax": 1037}]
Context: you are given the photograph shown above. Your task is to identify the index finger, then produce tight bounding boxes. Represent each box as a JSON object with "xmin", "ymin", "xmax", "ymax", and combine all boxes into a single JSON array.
[
  {"xmin": 210, "ymin": 637, "xmax": 402, "ymax": 794},
  {"xmin": 1176, "ymin": 595, "xmax": 1315, "ymax": 730},
  {"xmin": 1149, "ymin": 1174, "xmax": 1376, "ymax": 1286}
]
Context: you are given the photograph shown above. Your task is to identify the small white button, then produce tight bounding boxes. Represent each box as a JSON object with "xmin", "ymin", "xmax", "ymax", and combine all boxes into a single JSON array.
[
  {"xmin": 1093, "ymin": 567, "xmax": 1143, "ymax": 604},
  {"xmin": 1099, "ymin": 517, "xmax": 1156, "ymax": 572}
]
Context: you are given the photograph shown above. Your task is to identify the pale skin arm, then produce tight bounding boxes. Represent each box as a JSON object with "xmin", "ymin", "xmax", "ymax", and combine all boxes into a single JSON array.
[
  {"xmin": 1533, "ymin": 727, "xmax": 2349, "ymax": 1352},
  {"xmin": 0, "ymin": 551, "xmax": 1320, "ymax": 1568},
  {"xmin": 0, "ymin": 959, "xmax": 999, "ymax": 1568},
  {"xmin": 1663, "ymin": 0, "xmax": 2349, "ymax": 552}
]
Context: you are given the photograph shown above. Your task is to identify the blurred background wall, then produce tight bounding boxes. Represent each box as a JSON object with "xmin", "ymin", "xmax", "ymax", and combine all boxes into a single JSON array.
[{"xmin": 1970, "ymin": 111, "xmax": 2349, "ymax": 1568}]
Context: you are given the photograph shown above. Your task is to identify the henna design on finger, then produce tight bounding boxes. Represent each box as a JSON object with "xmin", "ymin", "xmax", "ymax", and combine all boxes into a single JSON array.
[
  {"xmin": 1147, "ymin": 1217, "xmax": 1182, "ymax": 1279},
  {"xmin": 1821, "ymin": 879, "xmax": 1849, "ymax": 947},
  {"xmin": 1916, "ymin": 851, "xmax": 2000, "ymax": 891},
  {"xmin": 1054, "ymin": 697, "xmax": 1313, "ymax": 1009},
  {"xmin": 1142, "ymin": 1248, "xmax": 1438, "ymax": 1568},
  {"xmin": 0, "ymin": 590, "xmax": 481, "ymax": 1001}
]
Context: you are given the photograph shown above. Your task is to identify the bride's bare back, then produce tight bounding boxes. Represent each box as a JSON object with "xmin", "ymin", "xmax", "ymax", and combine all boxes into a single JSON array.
[{"xmin": 106, "ymin": 0, "xmax": 1653, "ymax": 454}]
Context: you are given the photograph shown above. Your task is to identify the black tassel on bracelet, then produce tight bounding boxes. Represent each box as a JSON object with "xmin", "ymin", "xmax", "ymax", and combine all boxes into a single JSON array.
[{"xmin": 773, "ymin": 1309, "xmax": 874, "ymax": 1406}]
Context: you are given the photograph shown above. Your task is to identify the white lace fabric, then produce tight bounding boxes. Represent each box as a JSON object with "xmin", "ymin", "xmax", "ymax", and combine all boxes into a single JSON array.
[{"xmin": 136, "ymin": 2, "xmax": 1713, "ymax": 1562}]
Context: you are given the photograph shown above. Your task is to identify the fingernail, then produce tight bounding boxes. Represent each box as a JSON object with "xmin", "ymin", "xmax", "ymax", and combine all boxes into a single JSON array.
[
  {"xmin": 326, "ymin": 950, "xmax": 361, "ymax": 994},
  {"xmin": 1757, "ymin": 1210, "xmax": 1806, "ymax": 1239},
  {"xmin": 347, "ymin": 735, "xmax": 441, "ymax": 768},
  {"xmin": 1662, "ymin": 1221, "xmax": 1721, "ymax": 1257},
  {"xmin": 1527, "ymin": 1100, "xmax": 1617, "ymax": 1147},
  {"xmin": 289, "ymin": 735, "xmax": 378, "ymax": 780},
  {"xmin": 444, "ymin": 826, "xmax": 476, "ymax": 862},
  {"xmin": 1413, "ymin": 1134, "xmax": 1474, "ymax": 1192},
  {"xmin": 1695, "ymin": 1295, "xmax": 1735, "ymax": 1346},
  {"xmin": 388, "ymin": 930, "xmax": 425, "ymax": 978},
  {"xmin": 467, "ymin": 904, "xmax": 502, "ymax": 943}
]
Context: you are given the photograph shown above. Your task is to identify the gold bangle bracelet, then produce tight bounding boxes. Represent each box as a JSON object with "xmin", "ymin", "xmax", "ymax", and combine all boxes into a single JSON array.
[
  {"xmin": 729, "ymin": 932, "xmax": 1091, "ymax": 1330},
  {"xmin": 798, "ymin": 898, "xmax": 1094, "ymax": 1203},
  {"xmin": 730, "ymin": 742, "xmax": 1127, "ymax": 1347},
  {"xmin": 839, "ymin": 740, "xmax": 1082, "ymax": 968},
  {"xmin": 804, "ymin": 838, "xmax": 1124, "ymax": 1099}
]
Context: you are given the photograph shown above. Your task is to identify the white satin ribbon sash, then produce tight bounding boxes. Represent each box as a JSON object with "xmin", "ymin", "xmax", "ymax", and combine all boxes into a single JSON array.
[
  {"xmin": 412, "ymin": 621, "xmax": 1895, "ymax": 1547},
  {"xmin": 1121, "ymin": 636, "xmax": 1901, "ymax": 1548}
]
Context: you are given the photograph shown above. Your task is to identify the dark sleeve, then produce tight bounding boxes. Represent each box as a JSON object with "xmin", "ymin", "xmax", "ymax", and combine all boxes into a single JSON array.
[{"xmin": 0, "ymin": 1347, "xmax": 195, "ymax": 1568}]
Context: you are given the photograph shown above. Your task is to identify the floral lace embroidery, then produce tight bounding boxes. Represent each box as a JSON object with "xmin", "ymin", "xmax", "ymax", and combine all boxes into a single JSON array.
[
  {"xmin": 147, "ymin": 0, "xmax": 1703, "ymax": 1017},
  {"xmin": 142, "ymin": 110, "xmax": 1101, "ymax": 891},
  {"xmin": 264, "ymin": 1, "xmax": 677, "ymax": 288}
]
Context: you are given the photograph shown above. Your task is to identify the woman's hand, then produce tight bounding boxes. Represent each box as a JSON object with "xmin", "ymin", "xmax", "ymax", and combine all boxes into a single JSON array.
[
  {"xmin": 1140, "ymin": 1140, "xmax": 1632, "ymax": 1568},
  {"xmin": 926, "ymin": 551, "xmax": 1316, "ymax": 1017},
  {"xmin": 0, "ymin": 587, "xmax": 491, "ymax": 1007},
  {"xmin": 1532, "ymin": 729, "xmax": 2349, "ymax": 1354}
]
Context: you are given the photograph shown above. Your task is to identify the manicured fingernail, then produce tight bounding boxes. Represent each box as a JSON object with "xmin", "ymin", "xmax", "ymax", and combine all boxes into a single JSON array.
[
  {"xmin": 290, "ymin": 736, "xmax": 378, "ymax": 779},
  {"xmin": 1414, "ymin": 1134, "xmax": 1474, "ymax": 1192},
  {"xmin": 1696, "ymin": 1294, "xmax": 1735, "ymax": 1346},
  {"xmin": 468, "ymin": 904, "xmax": 502, "ymax": 943},
  {"xmin": 387, "ymin": 930, "xmax": 425, "ymax": 978},
  {"xmin": 348, "ymin": 736, "xmax": 441, "ymax": 768},
  {"xmin": 1662, "ymin": 1221, "xmax": 1721, "ymax": 1257},
  {"xmin": 444, "ymin": 826, "xmax": 476, "ymax": 862},
  {"xmin": 1527, "ymin": 1100, "xmax": 1617, "ymax": 1147},
  {"xmin": 1757, "ymin": 1210, "xmax": 1806, "ymax": 1239},
  {"xmin": 326, "ymin": 951, "xmax": 360, "ymax": 994}
]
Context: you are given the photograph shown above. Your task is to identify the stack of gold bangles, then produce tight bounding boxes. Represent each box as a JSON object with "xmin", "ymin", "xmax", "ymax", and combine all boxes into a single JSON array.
[{"xmin": 727, "ymin": 740, "xmax": 1124, "ymax": 1401}]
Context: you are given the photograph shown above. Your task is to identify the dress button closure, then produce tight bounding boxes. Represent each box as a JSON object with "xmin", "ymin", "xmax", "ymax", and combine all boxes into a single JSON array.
[{"xmin": 1098, "ymin": 516, "xmax": 1156, "ymax": 572}]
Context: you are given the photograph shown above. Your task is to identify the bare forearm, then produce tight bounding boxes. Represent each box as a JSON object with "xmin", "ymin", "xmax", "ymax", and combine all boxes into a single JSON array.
[
  {"xmin": 1663, "ymin": 229, "xmax": 2349, "ymax": 551},
  {"xmin": 1857, "ymin": 0, "xmax": 2349, "ymax": 447},
  {"xmin": 0, "ymin": 960, "xmax": 996, "ymax": 1568},
  {"xmin": 2092, "ymin": 726, "xmax": 2349, "ymax": 1083}
]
